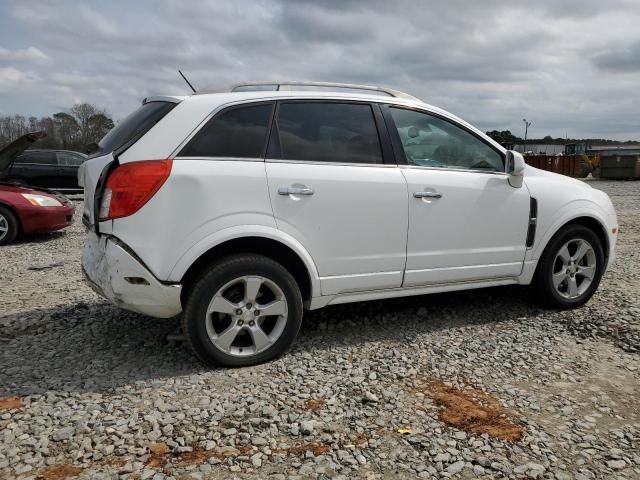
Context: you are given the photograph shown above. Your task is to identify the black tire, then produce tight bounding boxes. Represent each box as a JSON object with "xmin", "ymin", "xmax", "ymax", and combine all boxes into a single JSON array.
[
  {"xmin": 0, "ymin": 205, "xmax": 19, "ymax": 246},
  {"xmin": 182, "ymin": 254, "xmax": 303, "ymax": 367},
  {"xmin": 534, "ymin": 224, "xmax": 605, "ymax": 309}
]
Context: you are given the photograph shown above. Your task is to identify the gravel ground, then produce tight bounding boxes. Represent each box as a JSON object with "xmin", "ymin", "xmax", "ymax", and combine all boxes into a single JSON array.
[{"xmin": 0, "ymin": 181, "xmax": 638, "ymax": 480}]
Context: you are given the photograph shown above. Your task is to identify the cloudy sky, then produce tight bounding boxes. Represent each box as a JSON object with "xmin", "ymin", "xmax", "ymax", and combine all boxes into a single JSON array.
[{"xmin": 1, "ymin": 0, "xmax": 639, "ymax": 139}]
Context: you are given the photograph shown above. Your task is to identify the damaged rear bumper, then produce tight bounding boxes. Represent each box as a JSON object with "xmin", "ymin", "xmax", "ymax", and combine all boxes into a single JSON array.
[{"xmin": 81, "ymin": 231, "xmax": 182, "ymax": 318}]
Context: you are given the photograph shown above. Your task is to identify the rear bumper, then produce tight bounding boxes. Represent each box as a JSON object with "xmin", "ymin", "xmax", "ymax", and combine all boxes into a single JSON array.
[{"xmin": 81, "ymin": 231, "xmax": 182, "ymax": 318}]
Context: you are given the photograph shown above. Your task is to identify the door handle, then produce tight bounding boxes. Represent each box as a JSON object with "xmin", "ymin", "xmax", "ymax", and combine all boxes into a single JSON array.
[
  {"xmin": 413, "ymin": 191, "xmax": 442, "ymax": 199},
  {"xmin": 278, "ymin": 186, "xmax": 314, "ymax": 196}
]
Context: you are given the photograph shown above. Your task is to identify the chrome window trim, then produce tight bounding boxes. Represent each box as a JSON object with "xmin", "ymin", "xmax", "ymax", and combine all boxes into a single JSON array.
[
  {"xmin": 173, "ymin": 156, "xmax": 265, "ymax": 162},
  {"xmin": 9, "ymin": 162, "xmax": 59, "ymax": 167},
  {"xmin": 399, "ymin": 164, "xmax": 509, "ymax": 176},
  {"xmin": 266, "ymin": 158, "xmax": 399, "ymax": 168},
  {"xmin": 173, "ymin": 157, "xmax": 400, "ymax": 167}
]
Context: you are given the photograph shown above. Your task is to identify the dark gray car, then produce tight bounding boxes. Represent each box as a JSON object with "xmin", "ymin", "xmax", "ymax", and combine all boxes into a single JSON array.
[{"xmin": 6, "ymin": 149, "xmax": 87, "ymax": 191}]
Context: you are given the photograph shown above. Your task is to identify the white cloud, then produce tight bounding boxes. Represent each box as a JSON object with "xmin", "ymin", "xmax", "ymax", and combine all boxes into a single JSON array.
[
  {"xmin": 0, "ymin": 0, "xmax": 639, "ymax": 139},
  {"xmin": 0, "ymin": 46, "xmax": 50, "ymax": 64}
]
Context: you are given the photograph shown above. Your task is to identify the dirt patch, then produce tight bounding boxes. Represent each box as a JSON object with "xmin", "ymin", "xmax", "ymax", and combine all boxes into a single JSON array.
[
  {"xmin": 179, "ymin": 446, "xmax": 252, "ymax": 465},
  {"xmin": 352, "ymin": 434, "xmax": 369, "ymax": 446},
  {"xmin": 145, "ymin": 444, "xmax": 254, "ymax": 469},
  {"xmin": 420, "ymin": 381, "xmax": 523, "ymax": 442},
  {"xmin": 303, "ymin": 399, "xmax": 326, "ymax": 412},
  {"xmin": 148, "ymin": 442, "xmax": 170, "ymax": 455},
  {"xmin": 36, "ymin": 464, "xmax": 83, "ymax": 480},
  {"xmin": 141, "ymin": 441, "xmax": 332, "ymax": 470},
  {"xmin": 0, "ymin": 396, "xmax": 23, "ymax": 411},
  {"xmin": 145, "ymin": 442, "xmax": 171, "ymax": 468},
  {"xmin": 272, "ymin": 442, "xmax": 331, "ymax": 456}
]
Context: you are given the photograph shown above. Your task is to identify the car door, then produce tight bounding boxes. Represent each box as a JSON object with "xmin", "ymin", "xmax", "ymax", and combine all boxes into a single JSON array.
[
  {"xmin": 13, "ymin": 151, "xmax": 58, "ymax": 188},
  {"xmin": 56, "ymin": 152, "xmax": 86, "ymax": 189},
  {"xmin": 266, "ymin": 101, "xmax": 408, "ymax": 296},
  {"xmin": 383, "ymin": 105, "xmax": 530, "ymax": 286}
]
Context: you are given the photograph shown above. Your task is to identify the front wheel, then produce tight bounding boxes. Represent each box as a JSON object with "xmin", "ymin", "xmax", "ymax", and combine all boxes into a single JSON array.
[
  {"xmin": 535, "ymin": 224, "xmax": 604, "ymax": 309},
  {"xmin": 0, "ymin": 206, "xmax": 19, "ymax": 245},
  {"xmin": 182, "ymin": 254, "xmax": 303, "ymax": 367}
]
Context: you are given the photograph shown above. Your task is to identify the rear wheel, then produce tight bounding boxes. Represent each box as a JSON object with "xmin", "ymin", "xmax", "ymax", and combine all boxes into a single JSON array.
[
  {"xmin": 0, "ymin": 206, "xmax": 19, "ymax": 245},
  {"xmin": 535, "ymin": 224, "xmax": 604, "ymax": 309},
  {"xmin": 182, "ymin": 254, "xmax": 303, "ymax": 367}
]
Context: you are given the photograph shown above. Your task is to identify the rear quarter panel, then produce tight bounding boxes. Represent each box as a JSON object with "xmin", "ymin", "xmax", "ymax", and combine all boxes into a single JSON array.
[{"xmin": 110, "ymin": 159, "xmax": 278, "ymax": 281}]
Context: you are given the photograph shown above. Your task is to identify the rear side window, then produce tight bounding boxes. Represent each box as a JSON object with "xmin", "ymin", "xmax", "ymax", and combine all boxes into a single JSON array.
[
  {"xmin": 93, "ymin": 101, "xmax": 176, "ymax": 157},
  {"xmin": 180, "ymin": 104, "xmax": 273, "ymax": 158},
  {"xmin": 15, "ymin": 151, "xmax": 57, "ymax": 165},
  {"xmin": 275, "ymin": 102, "xmax": 382, "ymax": 164}
]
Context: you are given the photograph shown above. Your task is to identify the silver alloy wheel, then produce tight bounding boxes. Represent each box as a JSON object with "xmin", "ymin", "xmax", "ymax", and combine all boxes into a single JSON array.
[
  {"xmin": 552, "ymin": 238, "xmax": 597, "ymax": 299},
  {"xmin": 205, "ymin": 275, "xmax": 288, "ymax": 357},
  {"xmin": 0, "ymin": 213, "xmax": 8, "ymax": 242}
]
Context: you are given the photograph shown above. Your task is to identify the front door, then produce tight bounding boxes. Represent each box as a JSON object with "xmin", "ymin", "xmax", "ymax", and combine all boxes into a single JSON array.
[
  {"xmin": 266, "ymin": 101, "xmax": 408, "ymax": 295},
  {"xmin": 384, "ymin": 106, "xmax": 530, "ymax": 286}
]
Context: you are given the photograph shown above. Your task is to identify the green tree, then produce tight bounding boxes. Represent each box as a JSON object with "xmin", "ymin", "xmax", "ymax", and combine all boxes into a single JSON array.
[
  {"xmin": 88, "ymin": 113, "xmax": 114, "ymax": 143},
  {"xmin": 53, "ymin": 112, "xmax": 79, "ymax": 149}
]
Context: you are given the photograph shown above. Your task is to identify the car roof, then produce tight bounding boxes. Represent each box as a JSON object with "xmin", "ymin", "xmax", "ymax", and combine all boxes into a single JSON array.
[{"xmin": 156, "ymin": 90, "xmax": 455, "ymax": 122}]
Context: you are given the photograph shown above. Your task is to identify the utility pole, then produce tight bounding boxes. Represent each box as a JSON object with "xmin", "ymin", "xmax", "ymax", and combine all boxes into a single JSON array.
[{"xmin": 522, "ymin": 118, "xmax": 532, "ymax": 153}]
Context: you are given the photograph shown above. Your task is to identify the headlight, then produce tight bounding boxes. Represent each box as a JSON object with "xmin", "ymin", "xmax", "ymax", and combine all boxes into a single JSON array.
[{"xmin": 21, "ymin": 193, "xmax": 63, "ymax": 207}]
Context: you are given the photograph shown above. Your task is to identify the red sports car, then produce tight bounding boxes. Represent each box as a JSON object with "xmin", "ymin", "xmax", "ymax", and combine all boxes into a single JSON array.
[{"xmin": 0, "ymin": 132, "xmax": 75, "ymax": 245}]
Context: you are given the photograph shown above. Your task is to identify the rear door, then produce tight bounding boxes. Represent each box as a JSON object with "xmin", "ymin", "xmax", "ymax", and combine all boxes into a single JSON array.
[{"xmin": 265, "ymin": 101, "xmax": 408, "ymax": 295}]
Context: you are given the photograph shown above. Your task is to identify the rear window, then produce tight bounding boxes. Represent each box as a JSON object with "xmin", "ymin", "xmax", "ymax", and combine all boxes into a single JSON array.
[
  {"xmin": 92, "ymin": 101, "xmax": 176, "ymax": 157},
  {"xmin": 179, "ymin": 103, "xmax": 273, "ymax": 158}
]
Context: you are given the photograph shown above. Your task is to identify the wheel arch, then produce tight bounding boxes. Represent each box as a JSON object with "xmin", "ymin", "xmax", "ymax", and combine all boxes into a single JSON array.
[
  {"xmin": 178, "ymin": 234, "xmax": 319, "ymax": 308},
  {"xmin": 532, "ymin": 214, "xmax": 609, "ymax": 280},
  {"xmin": 0, "ymin": 201, "xmax": 22, "ymax": 233}
]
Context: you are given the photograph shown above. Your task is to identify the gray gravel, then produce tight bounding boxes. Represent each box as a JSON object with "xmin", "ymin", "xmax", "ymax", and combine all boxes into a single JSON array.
[{"xmin": 1, "ymin": 181, "xmax": 639, "ymax": 480}]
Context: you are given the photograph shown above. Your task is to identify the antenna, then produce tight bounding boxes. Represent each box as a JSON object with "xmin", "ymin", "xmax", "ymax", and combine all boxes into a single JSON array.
[{"xmin": 178, "ymin": 70, "xmax": 196, "ymax": 93}]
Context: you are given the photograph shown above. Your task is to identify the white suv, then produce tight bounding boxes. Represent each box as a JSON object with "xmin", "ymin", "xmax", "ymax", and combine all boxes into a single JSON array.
[{"xmin": 80, "ymin": 81, "xmax": 618, "ymax": 367}]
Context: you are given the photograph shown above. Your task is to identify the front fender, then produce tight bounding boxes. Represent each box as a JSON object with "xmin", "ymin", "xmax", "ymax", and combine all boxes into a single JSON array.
[
  {"xmin": 167, "ymin": 224, "xmax": 322, "ymax": 298},
  {"xmin": 519, "ymin": 198, "xmax": 616, "ymax": 284},
  {"xmin": 527, "ymin": 199, "xmax": 611, "ymax": 263}
]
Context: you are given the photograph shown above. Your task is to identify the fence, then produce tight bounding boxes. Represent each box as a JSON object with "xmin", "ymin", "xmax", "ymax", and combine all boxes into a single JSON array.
[{"xmin": 524, "ymin": 155, "xmax": 584, "ymax": 177}]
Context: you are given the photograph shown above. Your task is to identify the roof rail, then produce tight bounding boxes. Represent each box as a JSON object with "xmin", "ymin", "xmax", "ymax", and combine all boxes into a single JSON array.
[{"xmin": 198, "ymin": 81, "xmax": 419, "ymax": 101}]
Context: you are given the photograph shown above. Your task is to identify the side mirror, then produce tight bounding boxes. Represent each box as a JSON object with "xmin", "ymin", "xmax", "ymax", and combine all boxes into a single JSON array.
[{"xmin": 506, "ymin": 150, "xmax": 526, "ymax": 188}]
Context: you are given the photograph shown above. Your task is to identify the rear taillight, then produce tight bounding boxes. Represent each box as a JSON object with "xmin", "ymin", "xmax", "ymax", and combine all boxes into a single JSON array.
[{"xmin": 99, "ymin": 160, "xmax": 172, "ymax": 220}]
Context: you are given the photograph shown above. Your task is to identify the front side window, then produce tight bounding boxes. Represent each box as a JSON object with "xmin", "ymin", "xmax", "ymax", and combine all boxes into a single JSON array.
[
  {"xmin": 389, "ymin": 108, "xmax": 504, "ymax": 171},
  {"xmin": 57, "ymin": 152, "xmax": 86, "ymax": 166},
  {"xmin": 275, "ymin": 102, "xmax": 382, "ymax": 164},
  {"xmin": 180, "ymin": 104, "xmax": 273, "ymax": 158}
]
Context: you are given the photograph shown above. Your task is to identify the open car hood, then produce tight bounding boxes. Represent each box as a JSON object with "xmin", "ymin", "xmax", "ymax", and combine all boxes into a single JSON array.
[{"xmin": 0, "ymin": 131, "xmax": 46, "ymax": 180}]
